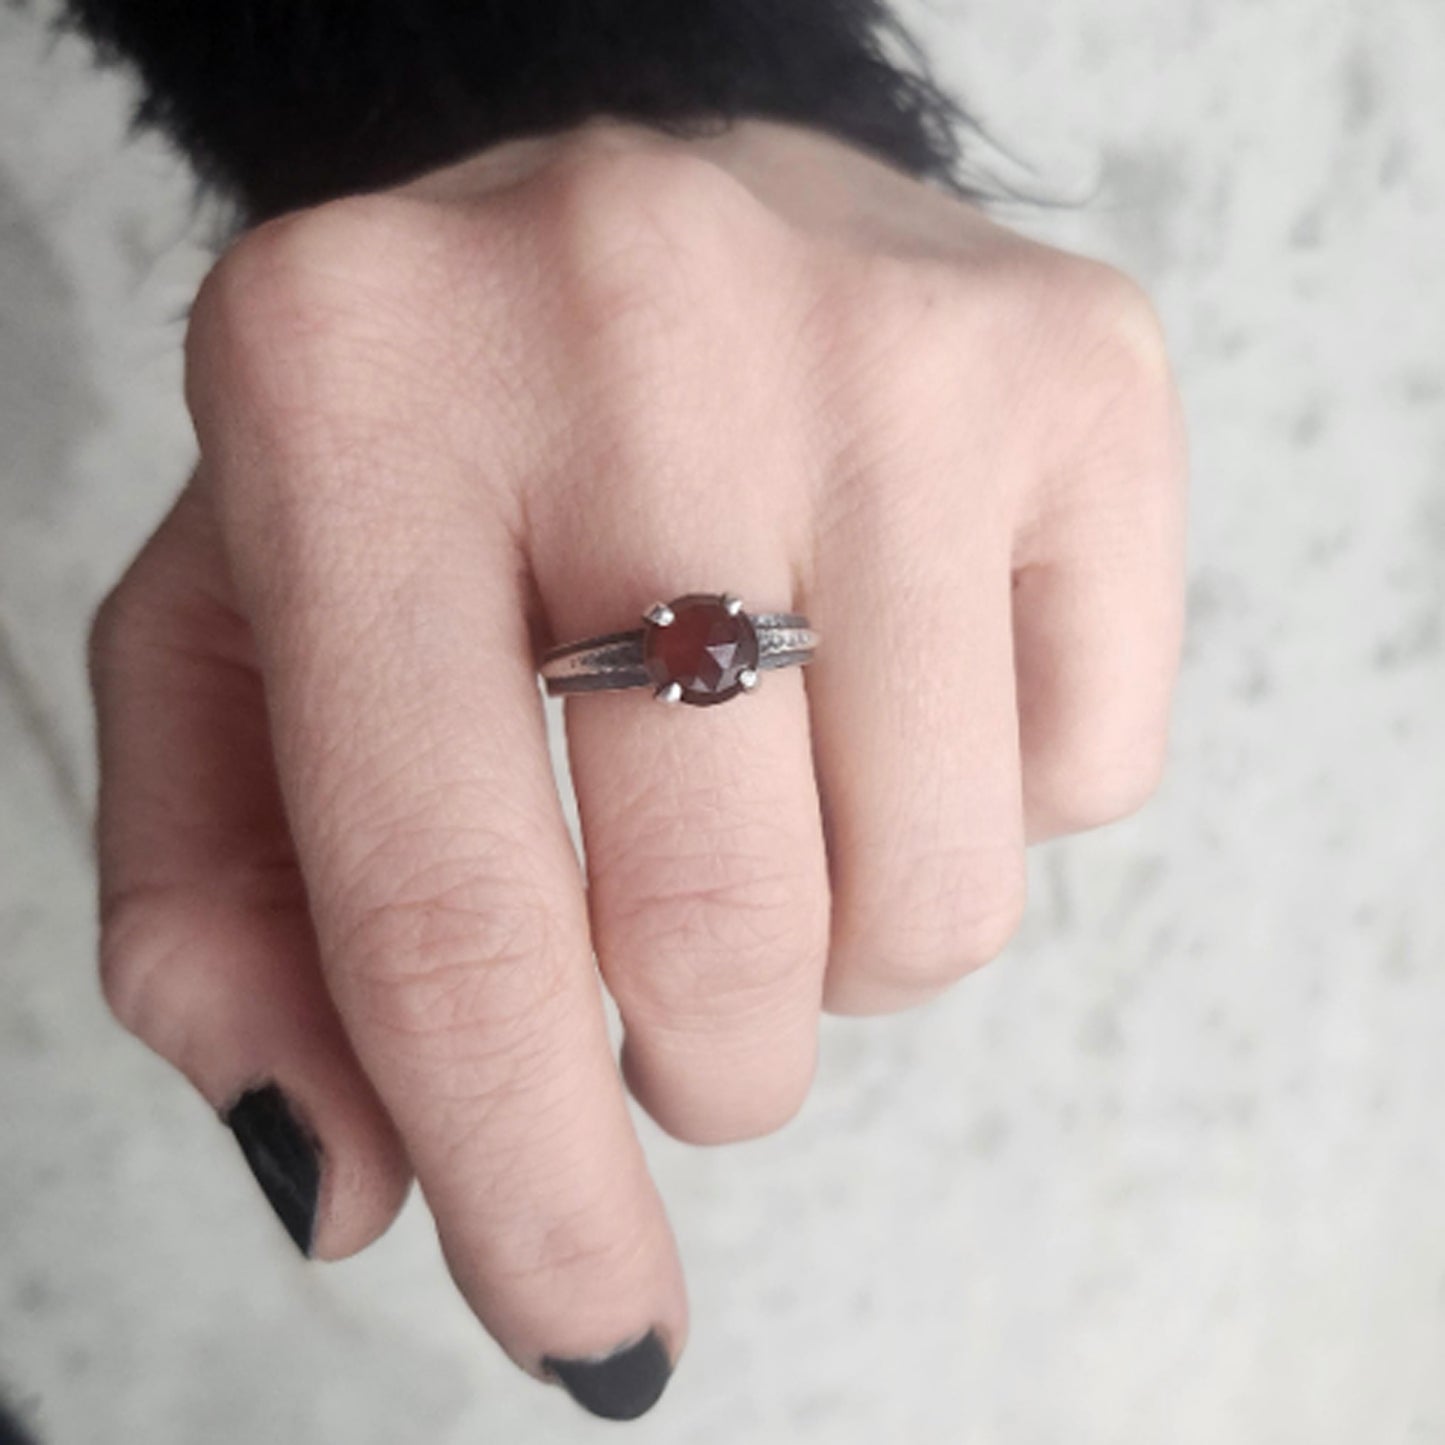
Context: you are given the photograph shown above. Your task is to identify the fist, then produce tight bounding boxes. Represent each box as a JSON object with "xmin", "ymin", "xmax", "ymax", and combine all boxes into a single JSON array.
[{"xmin": 89, "ymin": 120, "xmax": 1184, "ymax": 1419}]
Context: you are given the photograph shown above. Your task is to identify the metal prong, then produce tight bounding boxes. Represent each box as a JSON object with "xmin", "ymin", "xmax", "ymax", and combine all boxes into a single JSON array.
[
  {"xmin": 645, "ymin": 602, "xmax": 675, "ymax": 627},
  {"xmin": 738, "ymin": 668, "xmax": 760, "ymax": 692},
  {"xmin": 655, "ymin": 681, "xmax": 684, "ymax": 705},
  {"xmin": 722, "ymin": 593, "xmax": 744, "ymax": 616}
]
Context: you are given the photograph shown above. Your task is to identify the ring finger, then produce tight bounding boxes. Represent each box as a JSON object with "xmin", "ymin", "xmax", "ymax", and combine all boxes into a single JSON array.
[{"xmin": 533, "ymin": 493, "xmax": 830, "ymax": 1144}]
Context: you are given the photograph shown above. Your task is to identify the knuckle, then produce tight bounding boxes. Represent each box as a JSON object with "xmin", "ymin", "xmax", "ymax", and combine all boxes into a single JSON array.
[
  {"xmin": 642, "ymin": 1046, "xmax": 816, "ymax": 1146},
  {"xmin": 98, "ymin": 878, "xmax": 308, "ymax": 1047},
  {"xmin": 88, "ymin": 489, "xmax": 220, "ymax": 694},
  {"xmin": 721, "ymin": 1063, "xmax": 813, "ymax": 1141},
  {"xmin": 1056, "ymin": 258, "xmax": 1176, "ymax": 409},
  {"xmin": 1032, "ymin": 743, "xmax": 1169, "ymax": 837},
  {"xmin": 1012, "ymin": 254, "xmax": 1184, "ymax": 513},
  {"xmin": 527, "ymin": 1211, "xmax": 650, "ymax": 1291},
  {"xmin": 196, "ymin": 195, "xmax": 434, "ymax": 336},
  {"xmin": 453, "ymin": 1190, "xmax": 654, "ymax": 1299},
  {"xmin": 97, "ymin": 884, "xmax": 182, "ymax": 1042},
  {"xmin": 87, "ymin": 559, "xmax": 173, "ymax": 699},
  {"xmin": 599, "ymin": 824, "xmax": 827, "ymax": 1019},
  {"xmin": 527, "ymin": 140, "xmax": 750, "ymax": 340},
  {"xmin": 338, "ymin": 857, "xmax": 570, "ymax": 1048},
  {"xmin": 185, "ymin": 193, "xmax": 523, "ymax": 544},
  {"xmin": 619, "ymin": 851, "xmax": 808, "ymax": 954},
  {"xmin": 854, "ymin": 842, "xmax": 1026, "ymax": 989},
  {"xmin": 86, "ymin": 580, "xmax": 134, "ymax": 685},
  {"xmin": 542, "ymin": 136, "xmax": 745, "ymax": 254},
  {"xmin": 954, "ymin": 881, "xmax": 1029, "ymax": 969},
  {"xmin": 186, "ymin": 194, "xmax": 443, "ymax": 426}
]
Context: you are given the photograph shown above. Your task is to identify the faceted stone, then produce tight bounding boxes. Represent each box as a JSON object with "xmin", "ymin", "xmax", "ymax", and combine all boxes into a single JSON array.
[{"xmin": 642, "ymin": 594, "xmax": 760, "ymax": 706}]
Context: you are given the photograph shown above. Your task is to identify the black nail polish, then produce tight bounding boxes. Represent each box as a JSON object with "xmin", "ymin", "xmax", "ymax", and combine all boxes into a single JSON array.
[
  {"xmin": 543, "ymin": 1330, "xmax": 673, "ymax": 1421},
  {"xmin": 223, "ymin": 1084, "xmax": 321, "ymax": 1257}
]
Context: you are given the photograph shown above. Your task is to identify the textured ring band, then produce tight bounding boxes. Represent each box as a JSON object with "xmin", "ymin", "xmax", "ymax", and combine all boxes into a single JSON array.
[{"xmin": 539, "ymin": 592, "xmax": 818, "ymax": 707}]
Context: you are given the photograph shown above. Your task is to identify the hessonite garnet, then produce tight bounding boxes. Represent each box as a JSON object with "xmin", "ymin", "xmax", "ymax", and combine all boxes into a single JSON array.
[{"xmin": 642, "ymin": 594, "xmax": 760, "ymax": 705}]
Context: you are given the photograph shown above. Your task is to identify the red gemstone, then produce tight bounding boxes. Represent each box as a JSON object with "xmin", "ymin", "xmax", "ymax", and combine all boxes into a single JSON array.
[{"xmin": 642, "ymin": 594, "xmax": 760, "ymax": 705}]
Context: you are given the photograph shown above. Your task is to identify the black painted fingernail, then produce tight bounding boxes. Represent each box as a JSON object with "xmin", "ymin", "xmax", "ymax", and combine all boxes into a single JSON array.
[
  {"xmin": 223, "ymin": 1084, "xmax": 321, "ymax": 1257},
  {"xmin": 543, "ymin": 1330, "xmax": 673, "ymax": 1421}
]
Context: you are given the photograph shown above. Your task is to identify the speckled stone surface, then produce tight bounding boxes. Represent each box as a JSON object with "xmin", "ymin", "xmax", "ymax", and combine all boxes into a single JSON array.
[{"xmin": 1, "ymin": 2, "xmax": 1442, "ymax": 1442}]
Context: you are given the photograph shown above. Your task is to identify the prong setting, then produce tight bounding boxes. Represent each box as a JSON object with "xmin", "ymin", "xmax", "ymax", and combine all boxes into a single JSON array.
[
  {"xmin": 641, "ymin": 592, "xmax": 762, "ymax": 706},
  {"xmin": 542, "ymin": 596, "xmax": 811, "ymax": 704}
]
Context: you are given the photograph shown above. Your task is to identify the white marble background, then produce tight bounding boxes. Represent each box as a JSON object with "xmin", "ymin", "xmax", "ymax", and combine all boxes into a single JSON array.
[{"xmin": 1, "ymin": 1, "xmax": 1441, "ymax": 1441}]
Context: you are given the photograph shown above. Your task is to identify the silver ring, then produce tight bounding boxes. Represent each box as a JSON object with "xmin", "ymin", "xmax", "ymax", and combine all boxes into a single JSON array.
[{"xmin": 539, "ymin": 592, "xmax": 818, "ymax": 706}]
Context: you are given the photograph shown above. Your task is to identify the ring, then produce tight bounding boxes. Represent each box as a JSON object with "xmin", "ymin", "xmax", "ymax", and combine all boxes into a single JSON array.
[{"xmin": 539, "ymin": 592, "xmax": 818, "ymax": 707}]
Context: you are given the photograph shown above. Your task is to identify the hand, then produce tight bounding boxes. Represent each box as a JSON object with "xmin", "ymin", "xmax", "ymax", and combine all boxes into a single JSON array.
[{"xmin": 89, "ymin": 120, "xmax": 1185, "ymax": 1420}]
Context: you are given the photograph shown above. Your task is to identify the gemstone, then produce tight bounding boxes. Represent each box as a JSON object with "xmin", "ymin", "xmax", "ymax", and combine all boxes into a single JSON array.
[{"xmin": 642, "ymin": 593, "xmax": 760, "ymax": 706}]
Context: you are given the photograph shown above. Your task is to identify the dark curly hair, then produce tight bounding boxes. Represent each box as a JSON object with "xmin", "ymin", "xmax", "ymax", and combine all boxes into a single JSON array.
[{"xmin": 61, "ymin": 0, "xmax": 975, "ymax": 220}]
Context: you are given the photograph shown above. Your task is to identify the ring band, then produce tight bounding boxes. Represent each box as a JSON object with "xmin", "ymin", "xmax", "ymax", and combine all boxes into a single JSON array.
[{"xmin": 540, "ymin": 592, "xmax": 818, "ymax": 706}]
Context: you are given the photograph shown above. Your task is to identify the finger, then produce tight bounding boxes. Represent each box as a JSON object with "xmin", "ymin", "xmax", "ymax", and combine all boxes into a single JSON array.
[
  {"xmin": 1014, "ymin": 317, "xmax": 1188, "ymax": 842},
  {"xmin": 813, "ymin": 477, "xmax": 1027, "ymax": 1017},
  {"xmin": 516, "ymin": 164, "xmax": 830, "ymax": 1144},
  {"xmin": 536, "ymin": 527, "xmax": 831, "ymax": 1144},
  {"xmin": 194, "ymin": 399, "xmax": 686, "ymax": 1415},
  {"xmin": 91, "ymin": 482, "xmax": 411, "ymax": 1260}
]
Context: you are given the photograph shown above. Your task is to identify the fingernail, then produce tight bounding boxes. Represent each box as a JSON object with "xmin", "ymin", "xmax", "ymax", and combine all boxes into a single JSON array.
[
  {"xmin": 223, "ymin": 1084, "xmax": 321, "ymax": 1257},
  {"xmin": 543, "ymin": 1330, "xmax": 673, "ymax": 1421}
]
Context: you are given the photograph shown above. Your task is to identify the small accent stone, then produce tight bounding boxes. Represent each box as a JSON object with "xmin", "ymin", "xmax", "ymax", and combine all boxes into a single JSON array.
[{"xmin": 642, "ymin": 593, "xmax": 760, "ymax": 706}]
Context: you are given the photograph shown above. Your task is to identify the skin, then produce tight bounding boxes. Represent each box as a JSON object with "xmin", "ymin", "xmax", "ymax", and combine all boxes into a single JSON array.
[{"xmin": 88, "ymin": 119, "xmax": 1186, "ymax": 1401}]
